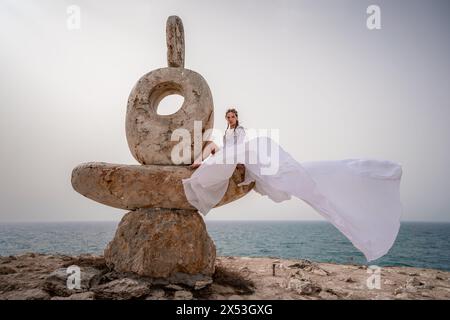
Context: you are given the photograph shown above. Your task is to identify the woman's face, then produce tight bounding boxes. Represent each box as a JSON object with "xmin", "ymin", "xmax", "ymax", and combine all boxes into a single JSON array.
[{"xmin": 226, "ymin": 112, "xmax": 237, "ymax": 127}]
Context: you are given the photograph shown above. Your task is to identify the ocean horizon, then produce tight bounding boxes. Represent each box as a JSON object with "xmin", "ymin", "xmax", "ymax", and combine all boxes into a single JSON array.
[{"xmin": 0, "ymin": 220, "xmax": 449, "ymax": 272}]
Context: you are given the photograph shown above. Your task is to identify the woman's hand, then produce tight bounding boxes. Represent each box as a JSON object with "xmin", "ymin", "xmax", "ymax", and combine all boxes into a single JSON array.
[
  {"xmin": 190, "ymin": 162, "xmax": 201, "ymax": 169},
  {"xmin": 189, "ymin": 142, "xmax": 219, "ymax": 169},
  {"xmin": 190, "ymin": 155, "xmax": 202, "ymax": 169}
]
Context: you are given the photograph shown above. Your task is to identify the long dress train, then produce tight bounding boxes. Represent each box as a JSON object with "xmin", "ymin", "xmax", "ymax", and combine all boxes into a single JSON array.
[{"xmin": 182, "ymin": 133, "xmax": 403, "ymax": 262}]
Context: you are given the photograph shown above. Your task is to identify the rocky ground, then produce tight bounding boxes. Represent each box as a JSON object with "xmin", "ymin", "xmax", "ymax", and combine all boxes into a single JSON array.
[{"xmin": 0, "ymin": 253, "xmax": 449, "ymax": 300}]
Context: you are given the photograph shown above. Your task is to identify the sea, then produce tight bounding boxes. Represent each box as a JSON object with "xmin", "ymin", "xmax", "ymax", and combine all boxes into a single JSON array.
[{"xmin": 0, "ymin": 221, "xmax": 449, "ymax": 271}]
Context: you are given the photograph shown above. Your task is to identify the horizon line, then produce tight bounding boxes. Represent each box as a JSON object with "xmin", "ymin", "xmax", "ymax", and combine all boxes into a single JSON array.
[{"xmin": 0, "ymin": 219, "xmax": 449, "ymax": 224}]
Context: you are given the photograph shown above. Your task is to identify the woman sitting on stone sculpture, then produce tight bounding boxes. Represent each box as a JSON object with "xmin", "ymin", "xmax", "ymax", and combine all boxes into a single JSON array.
[
  {"xmin": 182, "ymin": 107, "xmax": 403, "ymax": 263},
  {"xmin": 190, "ymin": 107, "xmax": 244, "ymax": 169}
]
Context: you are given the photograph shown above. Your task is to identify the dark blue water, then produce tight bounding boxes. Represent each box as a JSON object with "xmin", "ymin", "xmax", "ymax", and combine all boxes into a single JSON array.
[{"xmin": 0, "ymin": 221, "xmax": 449, "ymax": 271}]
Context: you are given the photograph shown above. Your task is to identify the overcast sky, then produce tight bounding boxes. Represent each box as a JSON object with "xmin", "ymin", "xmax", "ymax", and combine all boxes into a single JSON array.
[{"xmin": 1, "ymin": 0, "xmax": 449, "ymax": 222}]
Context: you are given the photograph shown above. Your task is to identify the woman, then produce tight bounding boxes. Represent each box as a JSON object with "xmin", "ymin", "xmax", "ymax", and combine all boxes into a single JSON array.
[
  {"xmin": 189, "ymin": 107, "xmax": 244, "ymax": 169},
  {"xmin": 182, "ymin": 108, "xmax": 403, "ymax": 262}
]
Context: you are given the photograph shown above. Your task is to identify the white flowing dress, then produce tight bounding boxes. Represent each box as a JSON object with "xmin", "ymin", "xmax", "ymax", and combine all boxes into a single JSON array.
[{"xmin": 182, "ymin": 126, "xmax": 403, "ymax": 261}]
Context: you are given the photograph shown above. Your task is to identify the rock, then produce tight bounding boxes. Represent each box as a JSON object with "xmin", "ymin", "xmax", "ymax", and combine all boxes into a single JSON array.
[
  {"xmin": 321, "ymin": 292, "xmax": 340, "ymax": 299},
  {"xmin": 318, "ymin": 290, "xmax": 339, "ymax": 300},
  {"xmin": 51, "ymin": 292, "xmax": 95, "ymax": 300},
  {"xmin": 194, "ymin": 279, "xmax": 213, "ymax": 290},
  {"xmin": 312, "ymin": 268, "xmax": 329, "ymax": 276},
  {"xmin": 61, "ymin": 254, "xmax": 107, "ymax": 269},
  {"xmin": 125, "ymin": 67, "xmax": 214, "ymax": 165},
  {"xmin": 0, "ymin": 266, "xmax": 17, "ymax": 275},
  {"xmin": 394, "ymin": 287, "xmax": 404, "ymax": 295},
  {"xmin": 405, "ymin": 285, "xmax": 417, "ymax": 293},
  {"xmin": 92, "ymin": 278, "xmax": 151, "ymax": 300},
  {"xmin": 1, "ymin": 257, "xmax": 13, "ymax": 264},
  {"xmin": 288, "ymin": 260, "xmax": 313, "ymax": 269},
  {"xmin": 43, "ymin": 266, "xmax": 103, "ymax": 297},
  {"xmin": 71, "ymin": 162, "xmax": 254, "ymax": 210},
  {"xmin": 104, "ymin": 209, "xmax": 216, "ymax": 287},
  {"xmin": 165, "ymin": 284, "xmax": 184, "ymax": 291},
  {"xmin": 383, "ymin": 279, "xmax": 396, "ymax": 285},
  {"xmin": 209, "ymin": 293, "xmax": 227, "ymax": 300},
  {"xmin": 145, "ymin": 288, "xmax": 166, "ymax": 300},
  {"xmin": 173, "ymin": 290, "xmax": 193, "ymax": 300},
  {"xmin": 401, "ymin": 277, "xmax": 434, "ymax": 293},
  {"xmin": 166, "ymin": 16, "xmax": 185, "ymax": 68},
  {"xmin": 15, "ymin": 263, "xmax": 27, "ymax": 269},
  {"xmin": 1, "ymin": 289, "xmax": 50, "ymax": 300},
  {"xmin": 288, "ymin": 278, "xmax": 321, "ymax": 296},
  {"xmin": 288, "ymin": 259, "xmax": 329, "ymax": 276},
  {"xmin": 345, "ymin": 277, "xmax": 356, "ymax": 283},
  {"xmin": 422, "ymin": 284, "xmax": 435, "ymax": 290},
  {"xmin": 395, "ymin": 292, "xmax": 410, "ymax": 299},
  {"xmin": 373, "ymin": 294, "xmax": 394, "ymax": 300},
  {"xmin": 321, "ymin": 288, "xmax": 343, "ymax": 299},
  {"xmin": 406, "ymin": 277, "xmax": 424, "ymax": 287},
  {"xmin": 298, "ymin": 282, "xmax": 322, "ymax": 296},
  {"xmin": 358, "ymin": 265, "xmax": 368, "ymax": 270}
]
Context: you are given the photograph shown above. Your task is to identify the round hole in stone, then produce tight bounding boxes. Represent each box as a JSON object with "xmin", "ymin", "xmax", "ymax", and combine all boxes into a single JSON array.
[{"xmin": 156, "ymin": 94, "xmax": 185, "ymax": 115}]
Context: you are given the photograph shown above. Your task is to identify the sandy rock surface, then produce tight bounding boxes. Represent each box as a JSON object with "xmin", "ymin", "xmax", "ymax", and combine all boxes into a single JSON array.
[{"xmin": 1, "ymin": 253, "xmax": 449, "ymax": 300}]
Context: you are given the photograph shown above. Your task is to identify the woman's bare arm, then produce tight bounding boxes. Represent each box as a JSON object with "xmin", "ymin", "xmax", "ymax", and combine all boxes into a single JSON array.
[{"xmin": 190, "ymin": 141, "xmax": 219, "ymax": 169}]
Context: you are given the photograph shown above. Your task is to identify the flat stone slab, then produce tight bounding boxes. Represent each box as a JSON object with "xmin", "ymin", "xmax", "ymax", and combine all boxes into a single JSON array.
[{"xmin": 71, "ymin": 162, "xmax": 254, "ymax": 211}]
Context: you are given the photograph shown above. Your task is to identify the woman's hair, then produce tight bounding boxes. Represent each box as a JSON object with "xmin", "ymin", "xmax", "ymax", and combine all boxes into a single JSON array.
[{"xmin": 225, "ymin": 107, "xmax": 239, "ymax": 132}]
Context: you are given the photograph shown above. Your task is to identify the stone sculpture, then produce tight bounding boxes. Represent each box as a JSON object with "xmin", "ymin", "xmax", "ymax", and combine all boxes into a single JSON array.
[{"xmin": 71, "ymin": 15, "xmax": 255, "ymax": 287}]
